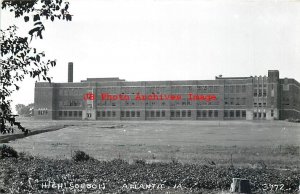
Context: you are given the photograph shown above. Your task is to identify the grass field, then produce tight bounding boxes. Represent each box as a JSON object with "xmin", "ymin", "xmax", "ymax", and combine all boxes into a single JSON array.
[{"xmin": 5, "ymin": 119, "xmax": 300, "ymax": 169}]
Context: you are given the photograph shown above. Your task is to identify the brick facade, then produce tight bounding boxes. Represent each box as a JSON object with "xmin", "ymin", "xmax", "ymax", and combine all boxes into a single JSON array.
[{"xmin": 34, "ymin": 69, "xmax": 300, "ymax": 121}]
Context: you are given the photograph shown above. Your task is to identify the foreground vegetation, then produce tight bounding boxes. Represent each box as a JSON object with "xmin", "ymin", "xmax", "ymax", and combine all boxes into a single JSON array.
[{"xmin": 0, "ymin": 147, "xmax": 299, "ymax": 194}]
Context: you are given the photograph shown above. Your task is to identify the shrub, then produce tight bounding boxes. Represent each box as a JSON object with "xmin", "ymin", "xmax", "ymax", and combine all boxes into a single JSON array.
[
  {"xmin": 0, "ymin": 144, "xmax": 18, "ymax": 158},
  {"xmin": 134, "ymin": 159, "xmax": 146, "ymax": 165},
  {"xmin": 72, "ymin": 150, "xmax": 92, "ymax": 162}
]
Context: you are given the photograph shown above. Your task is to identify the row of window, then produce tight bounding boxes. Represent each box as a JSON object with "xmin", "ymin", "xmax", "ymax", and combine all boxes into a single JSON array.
[
  {"xmin": 254, "ymin": 102, "xmax": 267, "ymax": 107},
  {"xmin": 224, "ymin": 85, "xmax": 247, "ymax": 93},
  {"xmin": 253, "ymin": 89, "xmax": 267, "ymax": 97},
  {"xmin": 99, "ymin": 86, "xmax": 221, "ymax": 94},
  {"xmin": 224, "ymin": 97, "xmax": 246, "ymax": 105},
  {"xmin": 57, "ymin": 84, "xmax": 256, "ymax": 98},
  {"xmin": 97, "ymin": 100, "xmax": 220, "ymax": 107},
  {"xmin": 56, "ymin": 110, "xmax": 248, "ymax": 118},
  {"xmin": 224, "ymin": 110, "xmax": 246, "ymax": 118},
  {"xmin": 254, "ymin": 112, "xmax": 266, "ymax": 118},
  {"xmin": 59, "ymin": 89, "xmax": 83, "ymax": 96},
  {"xmin": 97, "ymin": 111, "xmax": 117, "ymax": 117},
  {"xmin": 58, "ymin": 111, "xmax": 82, "ymax": 117},
  {"xmin": 37, "ymin": 108, "xmax": 48, "ymax": 115},
  {"xmin": 59, "ymin": 100, "xmax": 82, "ymax": 107},
  {"xmin": 196, "ymin": 110, "xmax": 218, "ymax": 117}
]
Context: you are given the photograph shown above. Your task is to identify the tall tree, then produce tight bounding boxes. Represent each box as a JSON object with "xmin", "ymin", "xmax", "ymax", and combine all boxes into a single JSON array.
[
  {"xmin": 15, "ymin": 103, "xmax": 34, "ymax": 116},
  {"xmin": 0, "ymin": 0, "xmax": 72, "ymax": 134},
  {"xmin": 15, "ymin": 104, "xmax": 26, "ymax": 115}
]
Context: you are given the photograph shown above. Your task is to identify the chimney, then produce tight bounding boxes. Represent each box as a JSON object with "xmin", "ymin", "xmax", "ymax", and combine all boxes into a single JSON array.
[{"xmin": 68, "ymin": 62, "xmax": 73, "ymax": 83}]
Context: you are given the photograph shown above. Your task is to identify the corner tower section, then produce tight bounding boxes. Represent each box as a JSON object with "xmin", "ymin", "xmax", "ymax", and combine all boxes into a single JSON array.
[
  {"xmin": 34, "ymin": 82, "xmax": 54, "ymax": 119},
  {"xmin": 267, "ymin": 70, "xmax": 280, "ymax": 119}
]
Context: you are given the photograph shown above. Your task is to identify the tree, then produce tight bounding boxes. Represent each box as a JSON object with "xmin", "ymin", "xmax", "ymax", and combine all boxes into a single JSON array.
[
  {"xmin": 15, "ymin": 104, "xmax": 26, "ymax": 115},
  {"xmin": 15, "ymin": 103, "xmax": 34, "ymax": 116},
  {"xmin": 0, "ymin": 0, "xmax": 72, "ymax": 134}
]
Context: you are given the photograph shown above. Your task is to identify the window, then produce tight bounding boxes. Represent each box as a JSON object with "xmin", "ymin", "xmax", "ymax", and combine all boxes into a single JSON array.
[
  {"xmin": 224, "ymin": 97, "xmax": 228, "ymax": 105},
  {"xmin": 126, "ymin": 111, "xmax": 130, "ymax": 117},
  {"xmin": 258, "ymin": 89, "xmax": 262, "ymax": 97},
  {"xmin": 271, "ymin": 110, "xmax": 274, "ymax": 117},
  {"xmin": 241, "ymin": 98, "xmax": 246, "ymax": 105},
  {"xmin": 131, "ymin": 111, "xmax": 135, "ymax": 117},
  {"xmin": 176, "ymin": 111, "xmax": 180, "ymax": 117},
  {"xmin": 78, "ymin": 111, "xmax": 82, "ymax": 117},
  {"xmin": 214, "ymin": 110, "xmax": 218, "ymax": 117},
  {"xmin": 63, "ymin": 100, "xmax": 68, "ymax": 106},
  {"xmin": 74, "ymin": 89, "xmax": 79, "ymax": 96},
  {"xmin": 225, "ymin": 86, "xmax": 229, "ymax": 93},
  {"xmin": 170, "ymin": 110, "xmax": 175, "ymax": 117},
  {"xmin": 97, "ymin": 111, "xmax": 100, "ymax": 117},
  {"xmin": 258, "ymin": 103, "xmax": 262, "ymax": 107},
  {"xmin": 156, "ymin": 111, "xmax": 160, "ymax": 117},
  {"xmin": 224, "ymin": 110, "xmax": 228, "ymax": 117},
  {"xmin": 236, "ymin": 85, "xmax": 240, "ymax": 93},
  {"xmin": 253, "ymin": 90, "xmax": 257, "ymax": 96},
  {"xmin": 258, "ymin": 112, "xmax": 262, "ymax": 118},
  {"xmin": 236, "ymin": 98, "xmax": 240, "ymax": 105},
  {"xmin": 150, "ymin": 111, "xmax": 155, "ymax": 117},
  {"xmin": 146, "ymin": 111, "xmax": 149, "ymax": 117},
  {"xmin": 102, "ymin": 111, "xmax": 106, "ymax": 117},
  {"xmin": 74, "ymin": 111, "xmax": 78, "ymax": 117},
  {"xmin": 162, "ymin": 110, "xmax": 165, "ymax": 117},
  {"xmin": 136, "ymin": 111, "xmax": 140, "ymax": 117},
  {"xmin": 208, "ymin": 110, "xmax": 213, "ymax": 117},
  {"xmin": 187, "ymin": 110, "xmax": 191, "ymax": 117},
  {"xmin": 121, "ymin": 111, "xmax": 125, "ymax": 117},
  {"xmin": 230, "ymin": 86, "xmax": 234, "ymax": 93},
  {"xmin": 242, "ymin": 110, "xmax": 246, "ymax": 117},
  {"xmin": 112, "ymin": 111, "xmax": 116, "ymax": 117},
  {"xmin": 107, "ymin": 111, "xmax": 111, "ymax": 117},
  {"xmin": 182, "ymin": 110, "xmax": 186, "ymax": 117},
  {"xmin": 214, "ymin": 86, "xmax": 219, "ymax": 93},
  {"xmin": 263, "ymin": 89, "xmax": 267, "ymax": 97},
  {"xmin": 64, "ymin": 111, "xmax": 67, "ymax": 117},
  {"xmin": 197, "ymin": 110, "xmax": 201, "ymax": 117},
  {"xmin": 230, "ymin": 110, "xmax": 234, "ymax": 118},
  {"xmin": 242, "ymin": 85, "xmax": 246, "ymax": 92},
  {"xmin": 230, "ymin": 98, "xmax": 234, "ymax": 105},
  {"xmin": 58, "ymin": 111, "xmax": 62, "ymax": 117},
  {"xmin": 263, "ymin": 113, "xmax": 266, "ymax": 118},
  {"xmin": 254, "ymin": 112, "xmax": 257, "ymax": 118},
  {"xmin": 202, "ymin": 110, "xmax": 207, "ymax": 117},
  {"xmin": 236, "ymin": 110, "xmax": 240, "ymax": 117}
]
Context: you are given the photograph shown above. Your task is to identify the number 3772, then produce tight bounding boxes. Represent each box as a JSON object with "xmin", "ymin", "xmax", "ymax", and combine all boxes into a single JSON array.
[{"xmin": 262, "ymin": 184, "xmax": 288, "ymax": 191}]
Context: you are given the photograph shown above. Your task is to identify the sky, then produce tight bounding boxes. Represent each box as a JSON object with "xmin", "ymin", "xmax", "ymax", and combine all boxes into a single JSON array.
[{"xmin": 1, "ymin": 0, "xmax": 300, "ymax": 112}]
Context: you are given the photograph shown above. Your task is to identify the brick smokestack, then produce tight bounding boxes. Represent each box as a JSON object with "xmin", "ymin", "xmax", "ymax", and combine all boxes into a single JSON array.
[{"xmin": 68, "ymin": 62, "xmax": 73, "ymax": 83}]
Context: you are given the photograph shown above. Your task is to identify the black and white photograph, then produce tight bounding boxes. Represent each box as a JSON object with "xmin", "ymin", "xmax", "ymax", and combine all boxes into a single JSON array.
[{"xmin": 0, "ymin": 0, "xmax": 300, "ymax": 193}]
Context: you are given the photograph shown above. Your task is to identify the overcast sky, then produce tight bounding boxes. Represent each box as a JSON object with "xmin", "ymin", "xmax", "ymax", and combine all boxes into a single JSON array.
[{"xmin": 1, "ymin": 0, "xmax": 300, "ymax": 112}]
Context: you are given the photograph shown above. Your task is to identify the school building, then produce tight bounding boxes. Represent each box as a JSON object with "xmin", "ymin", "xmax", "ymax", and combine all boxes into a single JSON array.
[{"xmin": 34, "ymin": 63, "xmax": 300, "ymax": 120}]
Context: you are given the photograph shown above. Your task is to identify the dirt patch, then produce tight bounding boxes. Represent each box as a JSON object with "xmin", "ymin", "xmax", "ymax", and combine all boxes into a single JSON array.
[{"xmin": 0, "ymin": 125, "xmax": 68, "ymax": 143}]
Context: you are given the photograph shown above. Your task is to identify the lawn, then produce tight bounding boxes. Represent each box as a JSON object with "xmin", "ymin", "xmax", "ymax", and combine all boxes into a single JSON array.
[{"xmin": 5, "ymin": 119, "xmax": 300, "ymax": 169}]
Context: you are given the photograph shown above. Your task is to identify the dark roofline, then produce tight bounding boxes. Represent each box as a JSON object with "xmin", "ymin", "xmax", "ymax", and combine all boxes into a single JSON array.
[{"xmin": 215, "ymin": 76, "xmax": 252, "ymax": 80}]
